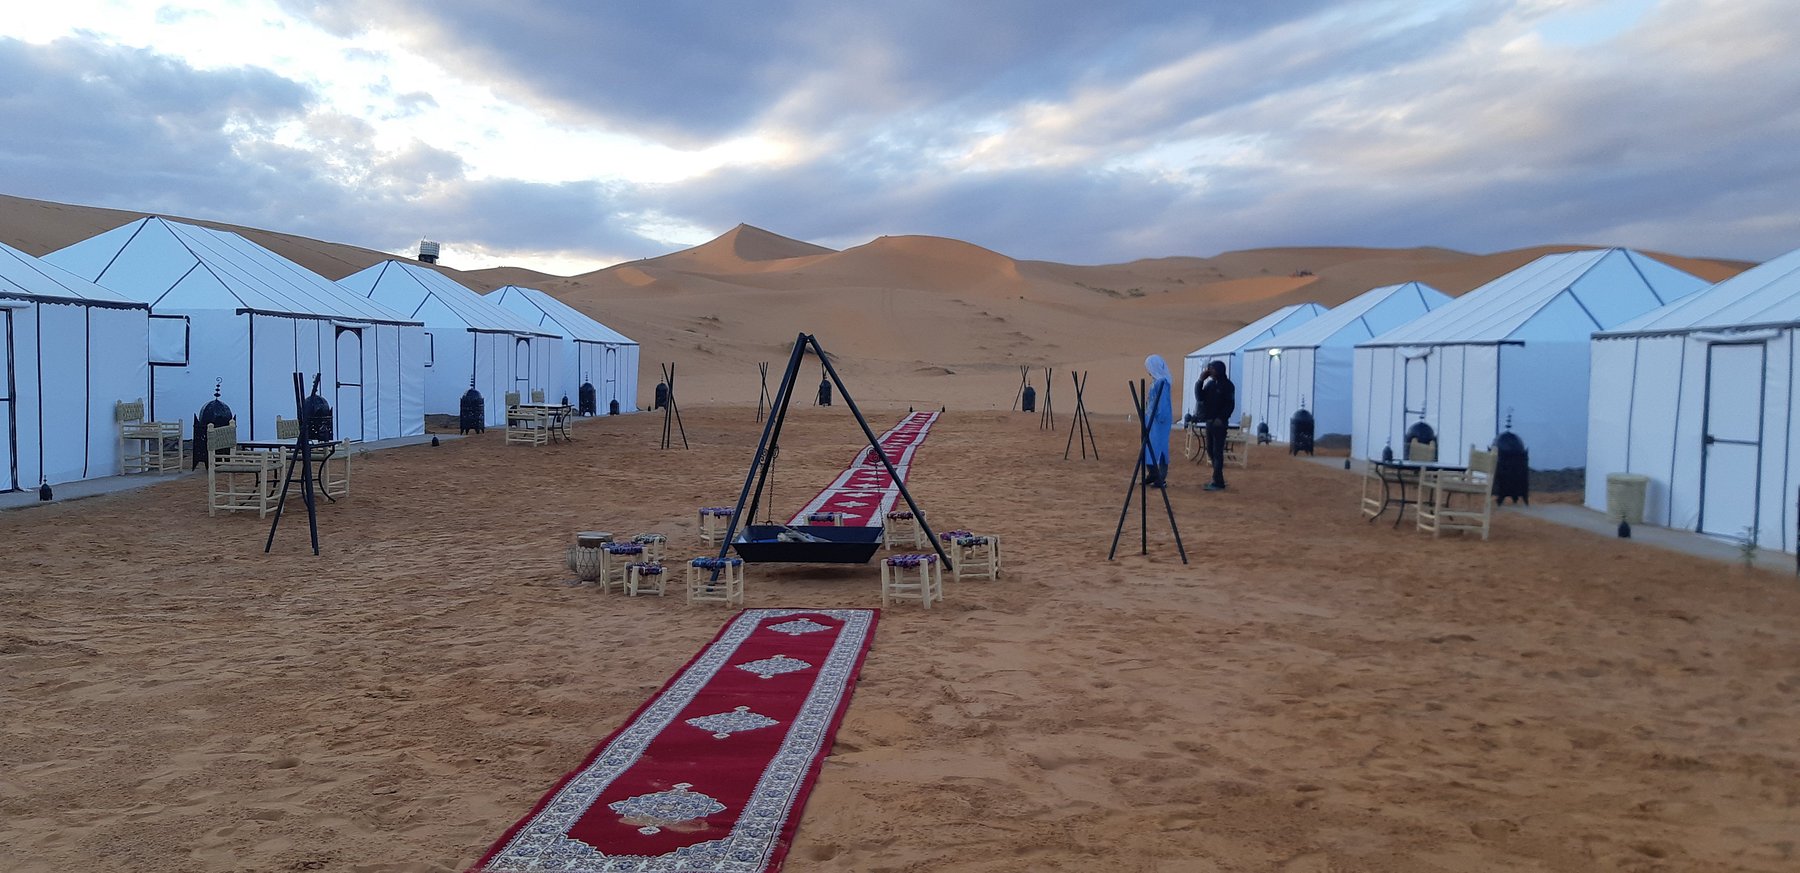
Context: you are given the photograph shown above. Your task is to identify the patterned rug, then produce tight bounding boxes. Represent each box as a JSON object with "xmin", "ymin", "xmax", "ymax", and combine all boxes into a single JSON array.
[
  {"xmin": 788, "ymin": 411, "xmax": 939, "ymax": 526},
  {"xmin": 471, "ymin": 608, "xmax": 878, "ymax": 873}
]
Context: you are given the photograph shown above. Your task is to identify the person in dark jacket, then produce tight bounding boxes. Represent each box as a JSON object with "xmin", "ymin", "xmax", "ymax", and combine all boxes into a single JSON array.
[{"xmin": 1197, "ymin": 360, "xmax": 1235, "ymax": 490}]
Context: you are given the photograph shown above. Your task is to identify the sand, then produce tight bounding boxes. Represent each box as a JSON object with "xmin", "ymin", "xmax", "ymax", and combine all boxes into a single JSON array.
[{"xmin": 3, "ymin": 406, "xmax": 1797, "ymax": 872}]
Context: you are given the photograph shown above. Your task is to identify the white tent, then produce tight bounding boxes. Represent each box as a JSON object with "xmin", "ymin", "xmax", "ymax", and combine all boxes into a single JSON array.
[
  {"xmin": 1353, "ymin": 248, "xmax": 1706, "ymax": 469},
  {"xmin": 338, "ymin": 262, "xmax": 561, "ymax": 428},
  {"xmin": 1587, "ymin": 247, "xmax": 1800, "ymax": 552},
  {"xmin": 488, "ymin": 285, "xmax": 640, "ymax": 413},
  {"xmin": 1240, "ymin": 283, "xmax": 1450, "ymax": 441},
  {"xmin": 0, "ymin": 242, "xmax": 149, "ymax": 492},
  {"xmin": 45, "ymin": 218, "xmax": 425, "ymax": 442},
  {"xmin": 1181, "ymin": 303, "xmax": 1326, "ymax": 422}
]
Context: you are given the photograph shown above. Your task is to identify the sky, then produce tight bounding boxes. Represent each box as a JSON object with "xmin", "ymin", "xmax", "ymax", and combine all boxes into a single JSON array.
[{"xmin": 4, "ymin": 0, "xmax": 1798, "ymax": 274}]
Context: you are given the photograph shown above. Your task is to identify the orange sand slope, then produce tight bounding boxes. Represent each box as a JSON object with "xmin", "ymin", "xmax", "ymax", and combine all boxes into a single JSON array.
[
  {"xmin": 2, "ymin": 409, "xmax": 1796, "ymax": 872},
  {"xmin": 0, "ymin": 194, "xmax": 1755, "ymax": 415}
]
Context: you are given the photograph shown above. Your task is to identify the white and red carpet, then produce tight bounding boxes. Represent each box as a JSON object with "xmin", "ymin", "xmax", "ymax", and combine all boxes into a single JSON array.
[
  {"xmin": 788, "ymin": 411, "xmax": 939, "ymax": 526},
  {"xmin": 472, "ymin": 608, "xmax": 878, "ymax": 872}
]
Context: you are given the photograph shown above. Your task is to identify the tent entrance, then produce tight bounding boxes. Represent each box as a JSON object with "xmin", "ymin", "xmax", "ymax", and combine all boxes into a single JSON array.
[
  {"xmin": 1265, "ymin": 351, "xmax": 1282, "ymax": 429},
  {"xmin": 1, "ymin": 310, "xmax": 15, "ymax": 491},
  {"xmin": 335, "ymin": 327, "xmax": 364, "ymax": 441},
  {"xmin": 514, "ymin": 337, "xmax": 532, "ymax": 396},
  {"xmin": 1698, "ymin": 342, "xmax": 1765, "ymax": 542},
  {"xmin": 604, "ymin": 345, "xmax": 618, "ymax": 404}
]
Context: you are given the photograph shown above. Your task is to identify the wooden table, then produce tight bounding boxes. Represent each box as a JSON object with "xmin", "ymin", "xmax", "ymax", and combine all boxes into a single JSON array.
[
  {"xmin": 514, "ymin": 403, "xmax": 576, "ymax": 441},
  {"xmin": 238, "ymin": 438, "xmax": 350, "ymax": 500}
]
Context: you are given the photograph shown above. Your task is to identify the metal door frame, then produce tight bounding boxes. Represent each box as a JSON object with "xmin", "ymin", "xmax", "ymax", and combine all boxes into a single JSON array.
[
  {"xmin": 1697, "ymin": 340, "xmax": 1766, "ymax": 540},
  {"xmin": 335, "ymin": 325, "xmax": 364, "ymax": 442},
  {"xmin": 514, "ymin": 337, "xmax": 532, "ymax": 393},
  {"xmin": 1, "ymin": 309, "xmax": 16, "ymax": 491}
]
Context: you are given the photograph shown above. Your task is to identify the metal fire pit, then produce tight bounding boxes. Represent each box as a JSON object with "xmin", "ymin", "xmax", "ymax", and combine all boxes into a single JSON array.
[{"xmin": 730, "ymin": 525, "xmax": 884, "ymax": 564}]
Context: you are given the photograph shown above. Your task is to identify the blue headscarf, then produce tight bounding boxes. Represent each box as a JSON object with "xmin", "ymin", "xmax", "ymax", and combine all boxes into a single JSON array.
[{"xmin": 1143, "ymin": 354, "xmax": 1172, "ymax": 470}]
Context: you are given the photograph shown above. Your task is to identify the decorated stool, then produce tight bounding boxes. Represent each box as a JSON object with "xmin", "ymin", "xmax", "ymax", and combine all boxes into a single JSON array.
[
  {"xmin": 882, "ymin": 510, "xmax": 927, "ymax": 549},
  {"xmin": 806, "ymin": 511, "xmax": 846, "ymax": 526},
  {"xmin": 940, "ymin": 530, "xmax": 1001, "ymax": 582},
  {"xmin": 626, "ymin": 562, "xmax": 667, "ymax": 597},
  {"xmin": 687, "ymin": 556, "xmax": 746, "ymax": 606},
  {"xmin": 566, "ymin": 531, "xmax": 613, "ymax": 584},
  {"xmin": 631, "ymin": 532, "xmax": 668, "ymax": 561},
  {"xmin": 698, "ymin": 507, "xmax": 735, "ymax": 544},
  {"xmin": 601, "ymin": 542, "xmax": 646, "ymax": 592},
  {"xmin": 881, "ymin": 553, "xmax": 944, "ymax": 609}
]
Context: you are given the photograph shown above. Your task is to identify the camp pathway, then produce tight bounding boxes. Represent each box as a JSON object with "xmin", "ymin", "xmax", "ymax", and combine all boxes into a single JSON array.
[{"xmin": 788, "ymin": 411, "xmax": 939, "ymax": 526}]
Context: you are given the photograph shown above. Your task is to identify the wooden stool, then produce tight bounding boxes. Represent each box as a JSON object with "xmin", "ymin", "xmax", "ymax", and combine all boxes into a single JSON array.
[
  {"xmin": 698, "ymin": 507, "xmax": 735, "ymax": 544},
  {"xmin": 626, "ymin": 562, "xmax": 668, "ymax": 597},
  {"xmin": 630, "ymin": 533, "xmax": 668, "ymax": 561},
  {"xmin": 806, "ymin": 511, "xmax": 846, "ymax": 526},
  {"xmin": 687, "ymin": 556, "xmax": 745, "ymax": 606},
  {"xmin": 881, "ymin": 553, "xmax": 944, "ymax": 609},
  {"xmin": 882, "ymin": 510, "xmax": 926, "ymax": 549},
  {"xmin": 941, "ymin": 531, "xmax": 1001, "ymax": 582},
  {"xmin": 601, "ymin": 542, "xmax": 646, "ymax": 592}
]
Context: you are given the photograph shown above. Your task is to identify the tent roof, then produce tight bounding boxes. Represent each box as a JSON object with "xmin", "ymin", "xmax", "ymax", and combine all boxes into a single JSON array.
[
  {"xmin": 1186, "ymin": 303, "xmax": 1326, "ymax": 359},
  {"xmin": 488, "ymin": 285, "xmax": 638, "ymax": 345},
  {"xmin": 1361, "ymin": 248, "xmax": 1705, "ymax": 348},
  {"xmin": 0, "ymin": 241, "xmax": 145, "ymax": 310},
  {"xmin": 337, "ymin": 260, "xmax": 559, "ymax": 338},
  {"xmin": 1600, "ymin": 246, "xmax": 1800, "ymax": 337},
  {"xmin": 44, "ymin": 217, "xmax": 420, "ymax": 325},
  {"xmin": 1244, "ymin": 282, "xmax": 1449, "ymax": 351}
]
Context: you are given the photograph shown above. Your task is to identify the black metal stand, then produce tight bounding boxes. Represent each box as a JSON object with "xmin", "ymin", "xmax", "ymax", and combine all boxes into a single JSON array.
[
  {"xmin": 1011, "ymin": 365, "xmax": 1030, "ymax": 411},
  {"xmin": 1063, "ymin": 370, "xmax": 1099, "ymax": 460},
  {"xmin": 755, "ymin": 362, "xmax": 772, "ymax": 423},
  {"xmin": 265, "ymin": 373, "xmax": 321, "ymax": 556},
  {"xmin": 659, "ymin": 362, "xmax": 688, "ymax": 449},
  {"xmin": 713, "ymin": 333, "xmax": 952, "ymax": 576},
  {"xmin": 1108, "ymin": 379, "xmax": 1187, "ymax": 563},
  {"xmin": 1039, "ymin": 366, "xmax": 1056, "ymax": 430}
]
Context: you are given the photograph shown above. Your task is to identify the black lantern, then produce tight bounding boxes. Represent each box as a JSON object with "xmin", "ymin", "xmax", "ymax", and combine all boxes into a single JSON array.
[
  {"xmin": 1021, "ymin": 385, "xmax": 1036, "ymax": 412},
  {"xmin": 193, "ymin": 380, "xmax": 234, "ymax": 468},
  {"xmin": 1289, "ymin": 407, "xmax": 1315, "ymax": 456},
  {"xmin": 302, "ymin": 386, "xmax": 334, "ymax": 443},
  {"xmin": 579, "ymin": 380, "xmax": 597, "ymax": 416},
  {"xmin": 460, "ymin": 380, "xmax": 486, "ymax": 434},
  {"xmin": 817, "ymin": 377, "xmax": 832, "ymax": 406},
  {"xmin": 1256, "ymin": 421, "xmax": 1271, "ymax": 445},
  {"xmin": 1493, "ymin": 426, "xmax": 1529, "ymax": 504},
  {"xmin": 654, "ymin": 382, "xmax": 669, "ymax": 410},
  {"xmin": 608, "ymin": 398, "xmax": 620, "ymax": 415}
]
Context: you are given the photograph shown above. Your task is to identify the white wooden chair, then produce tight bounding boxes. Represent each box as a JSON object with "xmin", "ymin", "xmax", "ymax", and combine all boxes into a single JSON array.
[
  {"xmin": 1406, "ymin": 439, "xmax": 1437, "ymax": 463},
  {"xmin": 117, "ymin": 399, "xmax": 184, "ymax": 474},
  {"xmin": 882, "ymin": 510, "xmax": 927, "ymax": 549},
  {"xmin": 504, "ymin": 393, "xmax": 548, "ymax": 446},
  {"xmin": 1417, "ymin": 446, "xmax": 1498, "ymax": 540},
  {"xmin": 687, "ymin": 556, "xmax": 745, "ymax": 606},
  {"xmin": 941, "ymin": 532, "xmax": 1001, "ymax": 582},
  {"xmin": 206, "ymin": 421, "xmax": 280, "ymax": 517},
  {"xmin": 626, "ymin": 562, "xmax": 668, "ymax": 597},
  {"xmin": 881, "ymin": 553, "xmax": 944, "ymax": 608},
  {"xmin": 530, "ymin": 389, "xmax": 546, "ymax": 404},
  {"xmin": 697, "ymin": 507, "xmax": 734, "ymax": 544},
  {"xmin": 1222, "ymin": 414, "xmax": 1251, "ymax": 469}
]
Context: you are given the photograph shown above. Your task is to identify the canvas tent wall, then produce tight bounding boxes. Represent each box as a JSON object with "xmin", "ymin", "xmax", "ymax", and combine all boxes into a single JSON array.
[
  {"xmin": 1181, "ymin": 303, "xmax": 1325, "ymax": 422},
  {"xmin": 1586, "ymin": 247, "xmax": 1800, "ymax": 553},
  {"xmin": 338, "ymin": 262, "xmax": 561, "ymax": 428},
  {"xmin": 1353, "ymin": 248, "xmax": 1706, "ymax": 469},
  {"xmin": 45, "ymin": 218, "xmax": 425, "ymax": 442},
  {"xmin": 1240, "ymin": 283, "xmax": 1450, "ymax": 442},
  {"xmin": 489, "ymin": 285, "xmax": 640, "ymax": 413},
  {"xmin": 0, "ymin": 242, "xmax": 149, "ymax": 492}
]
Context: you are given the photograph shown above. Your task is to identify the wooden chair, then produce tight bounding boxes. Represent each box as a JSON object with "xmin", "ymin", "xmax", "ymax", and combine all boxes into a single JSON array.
[
  {"xmin": 1417, "ymin": 445, "xmax": 1498, "ymax": 540},
  {"xmin": 1406, "ymin": 439, "xmax": 1437, "ymax": 462},
  {"xmin": 941, "ymin": 531, "xmax": 1001, "ymax": 582},
  {"xmin": 881, "ymin": 553, "xmax": 944, "ymax": 608},
  {"xmin": 116, "ymin": 399, "xmax": 184, "ymax": 474},
  {"xmin": 530, "ymin": 389, "xmax": 546, "ymax": 404},
  {"xmin": 1222, "ymin": 414, "xmax": 1252, "ymax": 469},
  {"xmin": 697, "ymin": 507, "xmax": 734, "ymax": 544},
  {"xmin": 205, "ymin": 421, "xmax": 280, "ymax": 517},
  {"xmin": 600, "ymin": 542, "xmax": 646, "ymax": 592},
  {"xmin": 687, "ymin": 556, "xmax": 745, "ymax": 606},
  {"xmin": 625, "ymin": 562, "xmax": 667, "ymax": 597},
  {"xmin": 882, "ymin": 510, "xmax": 927, "ymax": 549},
  {"xmin": 504, "ymin": 402, "xmax": 549, "ymax": 446},
  {"xmin": 275, "ymin": 416, "xmax": 300, "ymax": 439}
]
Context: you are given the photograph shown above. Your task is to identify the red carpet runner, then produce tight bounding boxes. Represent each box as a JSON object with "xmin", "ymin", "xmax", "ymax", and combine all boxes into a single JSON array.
[
  {"xmin": 472, "ymin": 608, "xmax": 879, "ymax": 872},
  {"xmin": 789, "ymin": 411, "xmax": 939, "ymax": 526}
]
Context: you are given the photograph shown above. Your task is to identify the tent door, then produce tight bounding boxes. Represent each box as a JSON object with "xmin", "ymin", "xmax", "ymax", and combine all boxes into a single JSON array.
[
  {"xmin": 1698, "ymin": 342, "xmax": 1764, "ymax": 542},
  {"xmin": 1265, "ymin": 352, "xmax": 1282, "ymax": 429},
  {"xmin": 514, "ymin": 338, "xmax": 532, "ymax": 395},
  {"xmin": 603, "ymin": 346, "xmax": 618, "ymax": 404},
  {"xmin": 0, "ymin": 310, "xmax": 15, "ymax": 491},
  {"xmin": 335, "ymin": 327, "xmax": 364, "ymax": 441}
]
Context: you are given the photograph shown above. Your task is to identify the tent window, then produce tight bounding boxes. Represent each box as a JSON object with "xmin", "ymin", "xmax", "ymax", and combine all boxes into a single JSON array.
[
  {"xmin": 148, "ymin": 315, "xmax": 189, "ymax": 366},
  {"xmin": 423, "ymin": 331, "xmax": 434, "ymax": 367},
  {"xmin": 1403, "ymin": 356, "xmax": 1428, "ymax": 418}
]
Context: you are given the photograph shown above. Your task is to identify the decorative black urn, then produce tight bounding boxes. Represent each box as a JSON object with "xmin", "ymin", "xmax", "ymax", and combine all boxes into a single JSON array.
[
  {"xmin": 1289, "ymin": 408, "xmax": 1315, "ymax": 456},
  {"xmin": 302, "ymin": 387, "xmax": 334, "ymax": 443},
  {"xmin": 1493, "ymin": 429, "xmax": 1529, "ymax": 504},
  {"xmin": 192, "ymin": 383, "xmax": 234, "ymax": 468},
  {"xmin": 460, "ymin": 385, "xmax": 486, "ymax": 434},
  {"xmin": 1256, "ymin": 421, "xmax": 1272, "ymax": 445},
  {"xmin": 654, "ymin": 382, "xmax": 669, "ymax": 410},
  {"xmin": 1021, "ymin": 385, "xmax": 1036, "ymax": 413},
  {"xmin": 608, "ymin": 399, "xmax": 621, "ymax": 415},
  {"xmin": 579, "ymin": 381, "xmax": 597, "ymax": 416}
]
